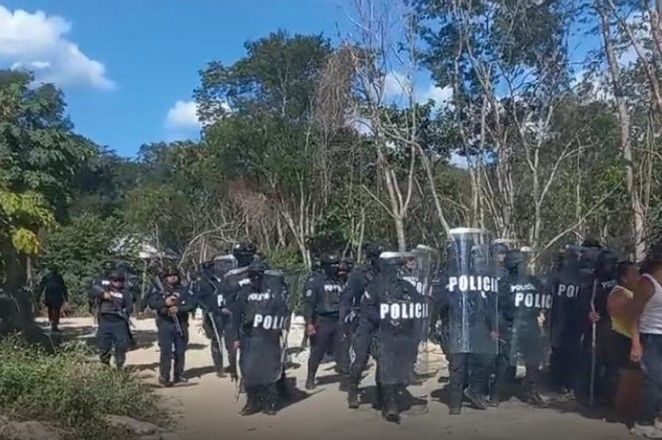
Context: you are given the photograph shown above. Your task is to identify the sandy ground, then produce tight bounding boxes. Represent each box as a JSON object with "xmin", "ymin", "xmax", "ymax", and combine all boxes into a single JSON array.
[{"xmin": 48, "ymin": 316, "xmax": 633, "ymax": 440}]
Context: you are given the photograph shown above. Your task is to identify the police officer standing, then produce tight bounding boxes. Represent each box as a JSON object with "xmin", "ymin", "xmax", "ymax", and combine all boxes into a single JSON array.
[
  {"xmin": 147, "ymin": 266, "xmax": 197, "ymax": 387},
  {"xmin": 221, "ymin": 243, "xmax": 259, "ymax": 380},
  {"xmin": 492, "ymin": 250, "xmax": 551, "ymax": 406},
  {"xmin": 232, "ymin": 261, "xmax": 290, "ymax": 415},
  {"xmin": 304, "ymin": 253, "xmax": 344, "ymax": 390},
  {"xmin": 548, "ymin": 247, "xmax": 585, "ymax": 394},
  {"xmin": 196, "ymin": 256, "xmax": 236, "ymax": 378},
  {"xmin": 585, "ymin": 249, "xmax": 618, "ymax": 406},
  {"xmin": 89, "ymin": 270, "xmax": 133, "ymax": 369},
  {"xmin": 356, "ymin": 251, "xmax": 428, "ymax": 423},
  {"xmin": 38, "ymin": 266, "xmax": 68, "ymax": 332},
  {"xmin": 90, "ymin": 261, "xmax": 115, "ymax": 314}
]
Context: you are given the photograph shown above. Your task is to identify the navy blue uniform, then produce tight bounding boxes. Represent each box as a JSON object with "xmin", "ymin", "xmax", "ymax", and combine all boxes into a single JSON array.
[
  {"xmin": 220, "ymin": 266, "xmax": 253, "ymax": 377},
  {"xmin": 304, "ymin": 272, "xmax": 344, "ymax": 382},
  {"xmin": 147, "ymin": 282, "xmax": 197, "ymax": 382},
  {"xmin": 89, "ymin": 285, "xmax": 133, "ymax": 368},
  {"xmin": 195, "ymin": 269, "xmax": 233, "ymax": 374}
]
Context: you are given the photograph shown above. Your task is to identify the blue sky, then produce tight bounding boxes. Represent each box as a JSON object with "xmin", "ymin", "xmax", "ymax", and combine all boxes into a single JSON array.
[{"xmin": 0, "ymin": 0, "xmax": 353, "ymax": 156}]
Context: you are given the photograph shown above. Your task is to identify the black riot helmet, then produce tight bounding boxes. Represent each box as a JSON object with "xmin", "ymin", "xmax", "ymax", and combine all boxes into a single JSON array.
[
  {"xmin": 504, "ymin": 250, "xmax": 526, "ymax": 275},
  {"xmin": 232, "ymin": 242, "xmax": 257, "ymax": 268},
  {"xmin": 363, "ymin": 243, "xmax": 384, "ymax": 267},
  {"xmin": 321, "ymin": 253, "xmax": 341, "ymax": 279},
  {"xmin": 595, "ymin": 249, "xmax": 618, "ymax": 278},
  {"xmin": 247, "ymin": 259, "xmax": 269, "ymax": 290},
  {"xmin": 379, "ymin": 251, "xmax": 413, "ymax": 280},
  {"xmin": 102, "ymin": 260, "xmax": 115, "ymax": 274}
]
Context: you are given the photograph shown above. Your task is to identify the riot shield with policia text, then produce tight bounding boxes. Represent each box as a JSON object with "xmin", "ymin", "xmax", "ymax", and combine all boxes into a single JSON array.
[{"xmin": 442, "ymin": 228, "xmax": 498, "ymax": 356}]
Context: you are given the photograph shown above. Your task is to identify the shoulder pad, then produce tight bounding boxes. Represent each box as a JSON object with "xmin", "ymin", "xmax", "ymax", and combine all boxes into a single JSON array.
[{"xmin": 225, "ymin": 266, "xmax": 249, "ymax": 278}]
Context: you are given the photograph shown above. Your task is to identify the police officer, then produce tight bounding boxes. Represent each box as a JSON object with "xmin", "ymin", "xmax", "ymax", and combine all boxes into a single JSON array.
[
  {"xmin": 357, "ymin": 252, "xmax": 428, "ymax": 423},
  {"xmin": 492, "ymin": 250, "xmax": 550, "ymax": 406},
  {"xmin": 89, "ymin": 270, "xmax": 133, "ymax": 369},
  {"xmin": 548, "ymin": 246, "xmax": 585, "ymax": 394},
  {"xmin": 221, "ymin": 243, "xmax": 259, "ymax": 380},
  {"xmin": 335, "ymin": 256, "xmax": 354, "ymax": 380},
  {"xmin": 585, "ymin": 249, "xmax": 618, "ymax": 405},
  {"xmin": 233, "ymin": 261, "xmax": 289, "ymax": 415},
  {"xmin": 304, "ymin": 253, "xmax": 344, "ymax": 390},
  {"xmin": 342, "ymin": 244, "xmax": 384, "ymax": 403},
  {"xmin": 38, "ymin": 267, "xmax": 68, "ymax": 332},
  {"xmin": 90, "ymin": 261, "xmax": 115, "ymax": 314},
  {"xmin": 197, "ymin": 255, "xmax": 237, "ymax": 377},
  {"xmin": 147, "ymin": 266, "xmax": 196, "ymax": 387},
  {"xmin": 438, "ymin": 228, "xmax": 497, "ymax": 415}
]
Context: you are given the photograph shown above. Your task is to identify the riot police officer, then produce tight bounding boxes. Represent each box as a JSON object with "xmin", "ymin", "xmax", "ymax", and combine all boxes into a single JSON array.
[
  {"xmin": 438, "ymin": 228, "xmax": 498, "ymax": 415},
  {"xmin": 90, "ymin": 261, "xmax": 116, "ymax": 314},
  {"xmin": 355, "ymin": 252, "xmax": 428, "ymax": 423},
  {"xmin": 147, "ymin": 266, "xmax": 197, "ymax": 387},
  {"xmin": 196, "ymin": 255, "xmax": 236, "ymax": 377},
  {"xmin": 492, "ymin": 250, "xmax": 551, "ymax": 406},
  {"xmin": 304, "ymin": 253, "xmax": 344, "ymax": 390},
  {"xmin": 335, "ymin": 256, "xmax": 354, "ymax": 380},
  {"xmin": 585, "ymin": 249, "xmax": 618, "ymax": 405},
  {"xmin": 232, "ymin": 261, "xmax": 290, "ymax": 416},
  {"xmin": 343, "ymin": 244, "xmax": 384, "ymax": 403},
  {"xmin": 89, "ymin": 270, "xmax": 133, "ymax": 369},
  {"xmin": 221, "ymin": 243, "xmax": 259, "ymax": 380},
  {"xmin": 548, "ymin": 246, "xmax": 585, "ymax": 393}
]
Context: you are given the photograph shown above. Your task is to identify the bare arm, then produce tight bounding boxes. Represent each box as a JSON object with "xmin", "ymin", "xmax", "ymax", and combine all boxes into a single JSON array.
[{"xmin": 626, "ymin": 276, "xmax": 655, "ymax": 323}]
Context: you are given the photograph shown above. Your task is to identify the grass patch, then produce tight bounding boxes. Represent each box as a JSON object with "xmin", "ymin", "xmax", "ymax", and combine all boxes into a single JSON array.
[{"xmin": 0, "ymin": 335, "xmax": 166, "ymax": 439}]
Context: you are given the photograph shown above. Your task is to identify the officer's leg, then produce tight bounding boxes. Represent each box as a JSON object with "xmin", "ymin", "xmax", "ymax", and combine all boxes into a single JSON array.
[
  {"xmin": 336, "ymin": 320, "xmax": 352, "ymax": 375},
  {"xmin": 241, "ymin": 385, "xmax": 263, "ymax": 416},
  {"xmin": 114, "ymin": 320, "xmax": 130, "ymax": 369},
  {"xmin": 222, "ymin": 316, "xmax": 237, "ymax": 378},
  {"xmin": 448, "ymin": 353, "xmax": 467, "ymax": 414},
  {"xmin": 97, "ymin": 319, "xmax": 112, "ymax": 365},
  {"xmin": 205, "ymin": 315, "xmax": 223, "ymax": 375},
  {"xmin": 382, "ymin": 383, "xmax": 400, "ymax": 423},
  {"xmin": 491, "ymin": 350, "xmax": 509, "ymax": 406},
  {"xmin": 307, "ymin": 320, "xmax": 334, "ymax": 389},
  {"xmin": 549, "ymin": 345, "xmax": 564, "ymax": 391},
  {"xmin": 263, "ymin": 382, "xmax": 279, "ymax": 415},
  {"xmin": 173, "ymin": 322, "xmax": 189, "ymax": 383},
  {"xmin": 522, "ymin": 360, "xmax": 545, "ymax": 407},
  {"xmin": 466, "ymin": 354, "xmax": 488, "ymax": 410},
  {"xmin": 157, "ymin": 320, "xmax": 174, "ymax": 384},
  {"xmin": 49, "ymin": 305, "xmax": 61, "ymax": 331}
]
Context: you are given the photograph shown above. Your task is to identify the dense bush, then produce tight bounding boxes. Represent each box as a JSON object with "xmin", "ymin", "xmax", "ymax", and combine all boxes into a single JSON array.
[{"xmin": 0, "ymin": 337, "xmax": 165, "ymax": 439}]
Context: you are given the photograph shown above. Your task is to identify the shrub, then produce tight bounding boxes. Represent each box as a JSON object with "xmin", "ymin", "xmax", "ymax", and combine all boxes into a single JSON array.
[{"xmin": 0, "ymin": 336, "xmax": 165, "ymax": 439}]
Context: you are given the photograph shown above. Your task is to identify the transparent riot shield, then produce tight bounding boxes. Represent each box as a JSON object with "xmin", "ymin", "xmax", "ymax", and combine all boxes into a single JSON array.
[
  {"xmin": 410, "ymin": 245, "xmax": 441, "ymax": 379},
  {"xmin": 444, "ymin": 228, "xmax": 498, "ymax": 356},
  {"xmin": 376, "ymin": 251, "xmax": 430, "ymax": 415},
  {"xmin": 213, "ymin": 254, "xmax": 238, "ymax": 278}
]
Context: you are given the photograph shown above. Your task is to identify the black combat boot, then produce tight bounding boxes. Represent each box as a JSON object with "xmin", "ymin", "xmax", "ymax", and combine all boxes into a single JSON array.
[
  {"xmin": 382, "ymin": 386, "xmax": 400, "ymax": 424},
  {"xmin": 240, "ymin": 389, "xmax": 262, "ymax": 416},
  {"xmin": 464, "ymin": 387, "xmax": 488, "ymax": 410},
  {"xmin": 305, "ymin": 373, "xmax": 316, "ymax": 390},
  {"xmin": 263, "ymin": 384, "xmax": 279, "ymax": 416},
  {"xmin": 347, "ymin": 382, "xmax": 360, "ymax": 409}
]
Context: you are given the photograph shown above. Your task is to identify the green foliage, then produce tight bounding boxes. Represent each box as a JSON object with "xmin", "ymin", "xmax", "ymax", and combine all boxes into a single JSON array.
[
  {"xmin": 41, "ymin": 215, "xmax": 126, "ymax": 310},
  {"xmin": 0, "ymin": 337, "xmax": 164, "ymax": 440}
]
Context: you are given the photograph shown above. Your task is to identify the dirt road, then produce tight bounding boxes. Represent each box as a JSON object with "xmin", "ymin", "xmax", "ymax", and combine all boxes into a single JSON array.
[{"xmin": 57, "ymin": 316, "xmax": 632, "ymax": 440}]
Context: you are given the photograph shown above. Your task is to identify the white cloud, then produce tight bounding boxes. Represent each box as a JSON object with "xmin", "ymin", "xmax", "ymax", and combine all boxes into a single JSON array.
[
  {"xmin": 418, "ymin": 83, "xmax": 453, "ymax": 109},
  {"xmin": 164, "ymin": 100, "xmax": 201, "ymax": 130},
  {"xmin": 383, "ymin": 71, "xmax": 410, "ymax": 99},
  {"xmin": 0, "ymin": 6, "xmax": 113, "ymax": 90}
]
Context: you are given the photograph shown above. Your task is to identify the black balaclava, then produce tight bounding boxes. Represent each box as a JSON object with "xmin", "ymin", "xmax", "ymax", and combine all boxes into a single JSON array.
[
  {"xmin": 595, "ymin": 250, "xmax": 618, "ymax": 280},
  {"xmin": 321, "ymin": 253, "xmax": 341, "ymax": 280},
  {"xmin": 504, "ymin": 250, "xmax": 526, "ymax": 277},
  {"xmin": 364, "ymin": 243, "xmax": 385, "ymax": 270}
]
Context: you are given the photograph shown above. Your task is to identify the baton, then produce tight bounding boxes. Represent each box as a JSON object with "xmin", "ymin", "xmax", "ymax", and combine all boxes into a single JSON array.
[
  {"xmin": 172, "ymin": 312, "xmax": 184, "ymax": 336},
  {"xmin": 235, "ymin": 345, "xmax": 243, "ymax": 402},
  {"xmin": 589, "ymin": 279, "xmax": 597, "ymax": 408},
  {"xmin": 208, "ymin": 312, "xmax": 225, "ymax": 361}
]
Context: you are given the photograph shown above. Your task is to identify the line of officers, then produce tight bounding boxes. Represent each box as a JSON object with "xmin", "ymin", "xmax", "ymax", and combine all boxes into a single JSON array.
[{"xmin": 87, "ymin": 228, "xmax": 621, "ymax": 424}]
